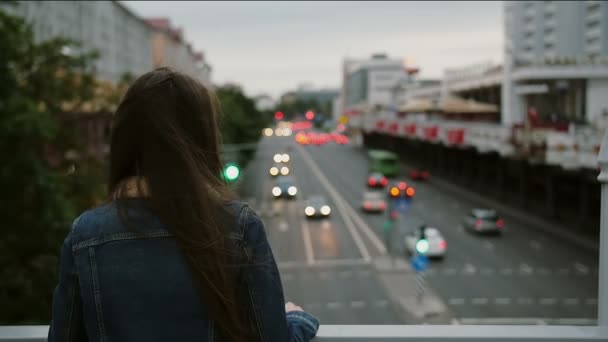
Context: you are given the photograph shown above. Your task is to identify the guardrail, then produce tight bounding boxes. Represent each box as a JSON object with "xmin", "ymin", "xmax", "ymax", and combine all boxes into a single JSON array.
[{"xmin": 1, "ymin": 133, "xmax": 608, "ymax": 342}]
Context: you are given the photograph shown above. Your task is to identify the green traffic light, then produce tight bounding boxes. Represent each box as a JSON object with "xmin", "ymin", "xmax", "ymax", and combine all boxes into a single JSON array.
[
  {"xmin": 224, "ymin": 164, "xmax": 240, "ymax": 182},
  {"xmin": 415, "ymin": 239, "xmax": 429, "ymax": 254}
]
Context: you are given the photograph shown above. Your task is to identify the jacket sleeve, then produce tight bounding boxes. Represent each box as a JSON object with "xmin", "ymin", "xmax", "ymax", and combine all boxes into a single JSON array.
[
  {"xmin": 241, "ymin": 206, "xmax": 319, "ymax": 342},
  {"xmin": 48, "ymin": 230, "xmax": 88, "ymax": 342}
]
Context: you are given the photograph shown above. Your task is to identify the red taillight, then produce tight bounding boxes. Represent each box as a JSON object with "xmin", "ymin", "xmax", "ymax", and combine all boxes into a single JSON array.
[
  {"xmin": 368, "ymin": 178, "xmax": 377, "ymax": 186},
  {"xmin": 439, "ymin": 240, "xmax": 447, "ymax": 249},
  {"xmin": 421, "ymin": 171, "xmax": 430, "ymax": 179},
  {"xmin": 398, "ymin": 182, "xmax": 407, "ymax": 190},
  {"xmin": 496, "ymin": 219, "xmax": 504, "ymax": 228},
  {"xmin": 475, "ymin": 219, "xmax": 482, "ymax": 228},
  {"xmin": 363, "ymin": 202, "xmax": 372, "ymax": 210},
  {"xmin": 380, "ymin": 177, "xmax": 388, "ymax": 186}
]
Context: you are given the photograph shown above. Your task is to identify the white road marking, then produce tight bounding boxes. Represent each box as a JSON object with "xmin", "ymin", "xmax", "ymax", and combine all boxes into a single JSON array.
[
  {"xmin": 586, "ymin": 298, "xmax": 598, "ymax": 305},
  {"xmin": 540, "ymin": 298, "xmax": 557, "ymax": 305},
  {"xmin": 529, "ymin": 240, "xmax": 542, "ymax": 251},
  {"xmin": 327, "ymin": 302, "xmax": 343, "ymax": 309},
  {"xmin": 517, "ymin": 298, "xmax": 534, "ymax": 305},
  {"xmin": 519, "ymin": 263, "xmax": 533, "ymax": 275},
  {"xmin": 472, "ymin": 298, "xmax": 488, "ymax": 305},
  {"xmin": 574, "ymin": 263, "xmax": 590, "ymax": 275},
  {"xmin": 563, "ymin": 298, "xmax": 580, "ymax": 306},
  {"xmin": 448, "ymin": 298, "xmax": 465, "ymax": 306},
  {"xmin": 296, "ymin": 145, "xmax": 375, "ymax": 260},
  {"xmin": 300, "ymin": 216, "xmax": 315, "ymax": 266},
  {"xmin": 350, "ymin": 301, "xmax": 366, "ymax": 308},
  {"xmin": 462, "ymin": 263, "xmax": 477, "ymax": 275},
  {"xmin": 305, "ymin": 303, "xmax": 321, "ymax": 310},
  {"xmin": 495, "ymin": 298, "xmax": 512, "ymax": 305}
]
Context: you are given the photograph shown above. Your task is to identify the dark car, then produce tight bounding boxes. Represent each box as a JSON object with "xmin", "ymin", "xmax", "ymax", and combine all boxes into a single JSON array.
[
  {"xmin": 410, "ymin": 168, "xmax": 430, "ymax": 181},
  {"xmin": 463, "ymin": 209, "xmax": 504, "ymax": 234},
  {"xmin": 304, "ymin": 195, "xmax": 332, "ymax": 218},
  {"xmin": 272, "ymin": 176, "xmax": 297, "ymax": 199},
  {"xmin": 367, "ymin": 172, "xmax": 388, "ymax": 188}
]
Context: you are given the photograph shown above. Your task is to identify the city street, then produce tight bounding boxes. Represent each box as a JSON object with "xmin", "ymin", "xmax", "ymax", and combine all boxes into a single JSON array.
[{"xmin": 239, "ymin": 135, "xmax": 599, "ymax": 325}]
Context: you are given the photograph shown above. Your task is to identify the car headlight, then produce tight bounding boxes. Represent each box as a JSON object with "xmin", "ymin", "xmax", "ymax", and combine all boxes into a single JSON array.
[
  {"xmin": 273, "ymin": 154, "xmax": 282, "ymax": 163},
  {"xmin": 305, "ymin": 206, "xmax": 315, "ymax": 216},
  {"xmin": 280, "ymin": 166, "xmax": 290, "ymax": 175},
  {"xmin": 320, "ymin": 205, "xmax": 331, "ymax": 215},
  {"xmin": 263, "ymin": 128, "xmax": 273, "ymax": 137},
  {"xmin": 282, "ymin": 154, "xmax": 290, "ymax": 162},
  {"xmin": 269, "ymin": 167, "xmax": 279, "ymax": 176},
  {"xmin": 275, "ymin": 128, "xmax": 283, "ymax": 136},
  {"xmin": 288, "ymin": 186, "xmax": 297, "ymax": 196},
  {"xmin": 283, "ymin": 128, "xmax": 292, "ymax": 136},
  {"xmin": 272, "ymin": 186, "xmax": 282, "ymax": 197}
]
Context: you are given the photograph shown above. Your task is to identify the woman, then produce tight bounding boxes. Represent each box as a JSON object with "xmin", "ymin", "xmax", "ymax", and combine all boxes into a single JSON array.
[{"xmin": 48, "ymin": 68, "xmax": 320, "ymax": 341}]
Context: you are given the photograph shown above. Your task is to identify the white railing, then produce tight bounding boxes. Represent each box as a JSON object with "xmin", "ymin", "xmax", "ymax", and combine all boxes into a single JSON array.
[
  {"xmin": 1, "ymin": 325, "xmax": 608, "ymax": 341},
  {"xmin": 2, "ymin": 132, "xmax": 608, "ymax": 342}
]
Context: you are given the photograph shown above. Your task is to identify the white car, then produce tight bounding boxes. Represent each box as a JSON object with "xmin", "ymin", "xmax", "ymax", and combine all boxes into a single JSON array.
[{"xmin": 404, "ymin": 226, "xmax": 447, "ymax": 259}]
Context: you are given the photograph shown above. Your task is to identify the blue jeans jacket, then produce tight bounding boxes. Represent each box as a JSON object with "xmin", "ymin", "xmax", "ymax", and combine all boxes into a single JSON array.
[{"xmin": 48, "ymin": 199, "xmax": 319, "ymax": 341}]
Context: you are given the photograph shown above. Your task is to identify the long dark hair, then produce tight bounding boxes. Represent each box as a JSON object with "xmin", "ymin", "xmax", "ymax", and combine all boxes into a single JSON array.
[{"xmin": 108, "ymin": 68, "xmax": 249, "ymax": 341}]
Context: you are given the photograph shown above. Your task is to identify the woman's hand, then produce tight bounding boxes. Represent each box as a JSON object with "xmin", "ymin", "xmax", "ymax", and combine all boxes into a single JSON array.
[{"xmin": 285, "ymin": 301, "xmax": 303, "ymax": 313}]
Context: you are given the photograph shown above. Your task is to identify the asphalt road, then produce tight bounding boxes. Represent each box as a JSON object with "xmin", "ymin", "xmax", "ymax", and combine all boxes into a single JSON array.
[{"xmin": 238, "ymin": 134, "xmax": 599, "ymax": 325}]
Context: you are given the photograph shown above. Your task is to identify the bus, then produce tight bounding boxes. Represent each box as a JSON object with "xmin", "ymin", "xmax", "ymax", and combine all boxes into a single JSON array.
[{"xmin": 368, "ymin": 149, "xmax": 399, "ymax": 177}]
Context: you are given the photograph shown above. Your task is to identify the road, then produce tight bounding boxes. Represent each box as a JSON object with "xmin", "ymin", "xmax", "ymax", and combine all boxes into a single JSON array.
[{"xmin": 238, "ymin": 134, "xmax": 599, "ymax": 325}]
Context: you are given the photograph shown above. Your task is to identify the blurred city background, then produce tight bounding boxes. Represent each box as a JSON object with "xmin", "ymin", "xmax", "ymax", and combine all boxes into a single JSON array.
[{"xmin": 0, "ymin": 0, "xmax": 606, "ymax": 329}]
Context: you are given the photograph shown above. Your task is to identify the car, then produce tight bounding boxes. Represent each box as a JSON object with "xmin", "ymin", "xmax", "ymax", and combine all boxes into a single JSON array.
[
  {"xmin": 272, "ymin": 176, "xmax": 297, "ymax": 199},
  {"xmin": 361, "ymin": 191, "xmax": 386, "ymax": 213},
  {"xmin": 463, "ymin": 209, "xmax": 504, "ymax": 234},
  {"xmin": 304, "ymin": 195, "xmax": 332, "ymax": 218},
  {"xmin": 404, "ymin": 225, "xmax": 447, "ymax": 259},
  {"xmin": 410, "ymin": 168, "xmax": 430, "ymax": 181},
  {"xmin": 367, "ymin": 172, "xmax": 388, "ymax": 188},
  {"xmin": 273, "ymin": 153, "xmax": 290, "ymax": 163},
  {"xmin": 269, "ymin": 164, "xmax": 290, "ymax": 177}
]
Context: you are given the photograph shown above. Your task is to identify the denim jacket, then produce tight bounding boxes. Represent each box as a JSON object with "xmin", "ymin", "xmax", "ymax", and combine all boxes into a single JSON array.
[{"xmin": 48, "ymin": 199, "xmax": 319, "ymax": 342}]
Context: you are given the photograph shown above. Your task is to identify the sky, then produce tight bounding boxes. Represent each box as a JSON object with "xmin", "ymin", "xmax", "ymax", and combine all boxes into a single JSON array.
[{"xmin": 123, "ymin": 1, "xmax": 503, "ymax": 98}]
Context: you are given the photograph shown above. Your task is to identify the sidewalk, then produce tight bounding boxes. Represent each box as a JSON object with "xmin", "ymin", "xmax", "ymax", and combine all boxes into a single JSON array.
[{"xmin": 399, "ymin": 161, "xmax": 599, "ymax": 253}]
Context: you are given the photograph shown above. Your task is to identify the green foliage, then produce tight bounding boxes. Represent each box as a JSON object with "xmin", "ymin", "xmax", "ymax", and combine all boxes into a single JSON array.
[
  {"xmin": 216, "ymin": 85, "xmax": 271, "ymax": 167},
  {"xmin": 0, "ymin": 8, "xmax": 103, "ymax": 323}
]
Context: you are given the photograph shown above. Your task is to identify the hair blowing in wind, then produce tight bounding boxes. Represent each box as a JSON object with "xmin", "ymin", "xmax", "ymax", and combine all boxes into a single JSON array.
[{"xmin": 108, "ymin": 67, "xmax": 250, "ymax": 341}]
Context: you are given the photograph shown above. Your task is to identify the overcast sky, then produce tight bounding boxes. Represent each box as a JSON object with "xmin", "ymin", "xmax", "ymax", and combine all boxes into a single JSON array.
[{"xmin": 123, "ymin": 1, "xmax": 504, "ymax": 98}]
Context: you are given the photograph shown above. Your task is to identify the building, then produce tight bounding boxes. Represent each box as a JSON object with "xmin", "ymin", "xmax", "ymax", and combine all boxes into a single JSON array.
[
  {"xmin": 2, "ymin": 1, "xmax": 212, "ymax": 85},
  {"xmin": 1, "ymin": 1, "xmax": 154, "ymax": 83},
  {"xmin": 342, "ymin": 54, "xmax": 408, "ymax": 114},
  {"xmin": 254, "ymin": 94, "xmax": 277, "ymax": 112},
  {"xmin": 503, "ymin": 0, "xmax": 608, "ymax": 126},
  {"xmin": 145, "ymin": 18, "xmax": 212, "ymax": 84}
]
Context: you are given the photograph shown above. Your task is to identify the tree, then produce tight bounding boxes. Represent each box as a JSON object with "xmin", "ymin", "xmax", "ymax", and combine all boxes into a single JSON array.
[
  {"xmin": 0, "ymin": 7, "xmax": 102, "ymax": 323},
  {"xmin": 216, "ymin": 85, "xmax": 271, "ymax": 167}
]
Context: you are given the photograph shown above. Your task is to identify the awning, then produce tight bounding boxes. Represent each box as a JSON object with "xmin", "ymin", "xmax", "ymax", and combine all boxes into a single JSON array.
[
  {"xmin": 399, "ymin": 98, "xmax": 435, "ymax": 113},
  {"xmin": 438, "ymin": 96, "xmax": 498, "ymax": 114}
]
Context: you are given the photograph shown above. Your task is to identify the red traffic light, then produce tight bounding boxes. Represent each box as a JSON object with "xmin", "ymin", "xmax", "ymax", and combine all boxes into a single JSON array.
[
  {"xmin": 275, "ymin": 111, "xmax": 284, "ymax": 120},
  {"xmin": 305, "ymin": 111, "xmax": 315, "ymax": 120}
]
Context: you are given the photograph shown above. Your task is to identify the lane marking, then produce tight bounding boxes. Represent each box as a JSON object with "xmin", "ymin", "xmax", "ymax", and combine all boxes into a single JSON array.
[
  {"xmin": 297, "ymin": 144, "xmax": 385, "ymax": 256},
  {"xmin": 448, "ymin": 298, "xmax": 465, "ymax": 306},
  {"xmin": 296, "ymin": 147, "xmax": 373, "ymax": 259},
  {"xmin": 586, "ymin": 298, "xmax": 598, "ymax": 305},
  {"xmin": 300, "ymin": 217, "xmax": 315, "ymax": 266},
  {"xmin": 327, "ymin": 302, "xmax": 343, "ymax": 309},
  {"xmin": 495, "ymin": 298, "xmax": 512, "ymax": 305},
  {"xmin": 472, "ymin": 298, "xmax": 488, "ymax": 305},
  {"xmin": 519, "ymin": 263, "xmax": 533, "ymax": 275},
  {"xmin": 462, "ymin": 263, "xmax": 476, "ymax": 275},
  {"xmin": 374, "ymin": 300, "xmax": 389, "ymax": 308},
  {"xmin": 563, "ymin": 298, "xmax": 580, "ymax": 306},
  {"xmin": 517, "ymin": 298, "xmax": 534, "ymax": 305},
  {"xmin": 350, "ymin": 301, "xmax": 366, "ymax": 309},
  {"xmin": 540, "ymin": 298, "xmax": 557, "ymax": 305},
  {"xmin": 574, "ymin": 262, "xmax": 589, "ymax": 275}
]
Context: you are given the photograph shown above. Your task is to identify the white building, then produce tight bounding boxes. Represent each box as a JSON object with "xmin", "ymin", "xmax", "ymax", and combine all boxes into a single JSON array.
[{"xmin": 503, "ymin": 0, "xmax": 608, "ymax": 126}]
